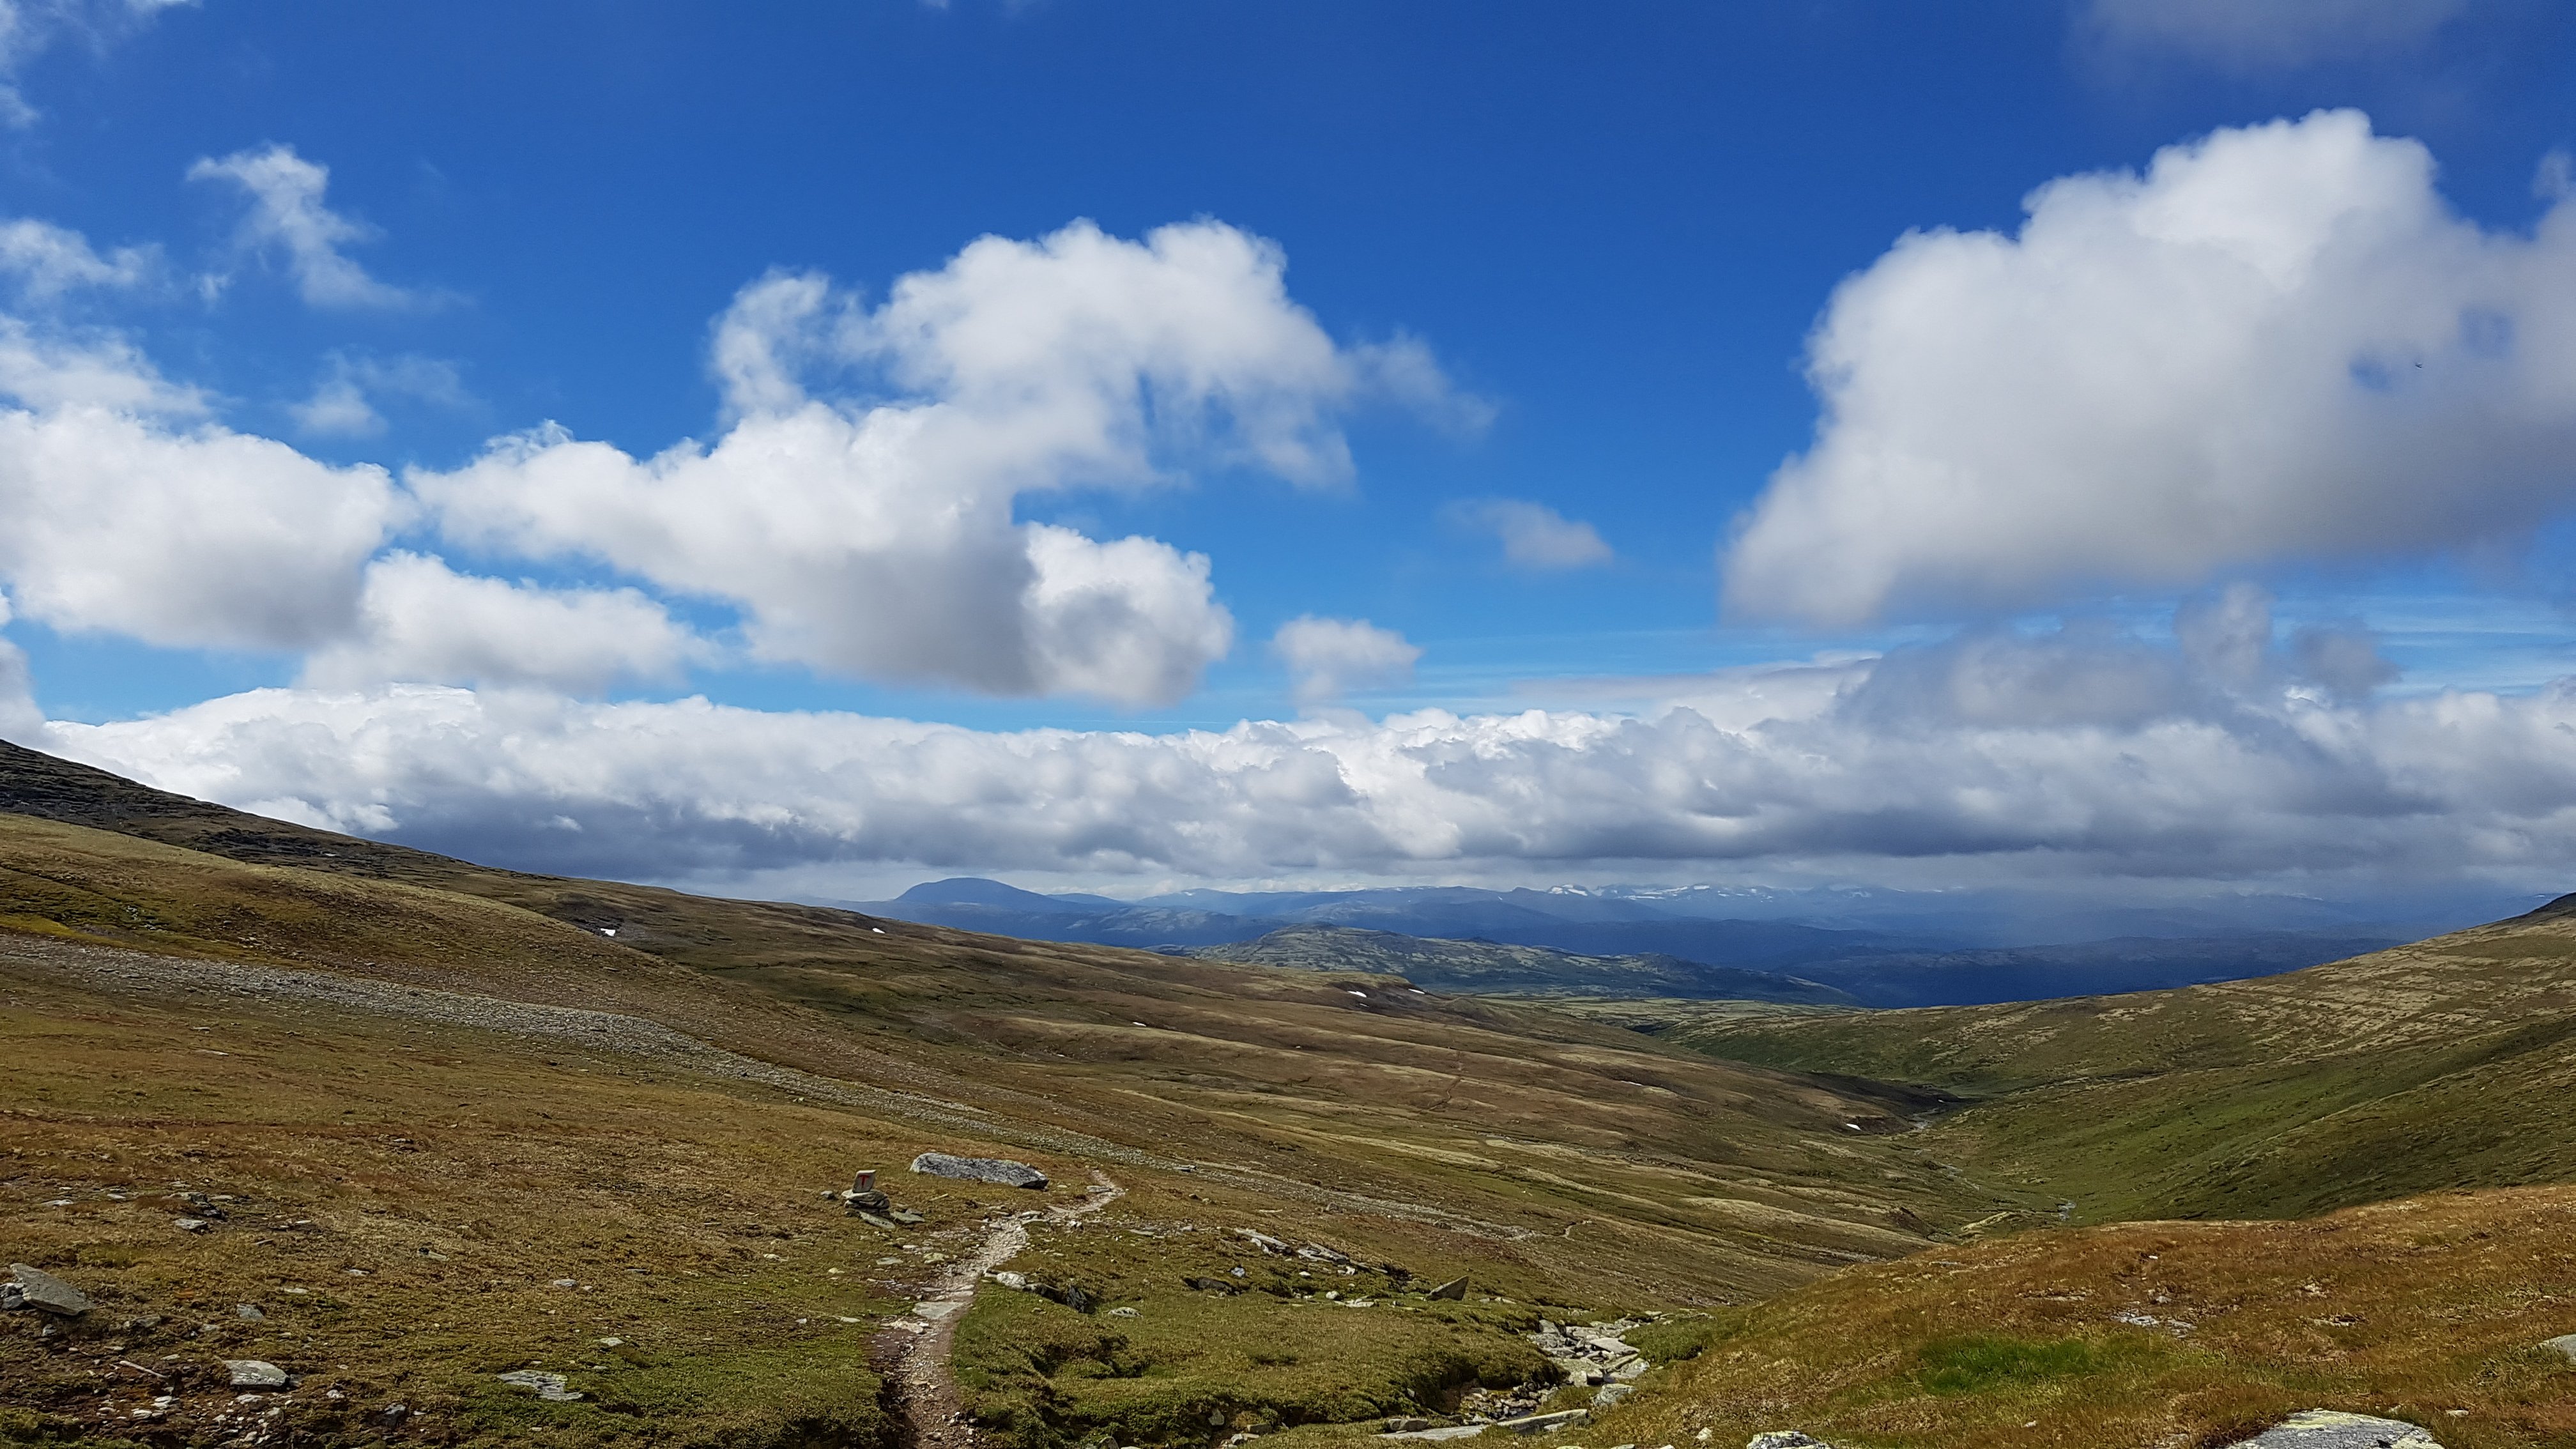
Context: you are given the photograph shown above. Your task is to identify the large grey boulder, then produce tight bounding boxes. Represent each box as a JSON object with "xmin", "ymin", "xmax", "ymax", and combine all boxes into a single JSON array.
[
  {"xmin": 9, "ymin": 1264, "xmax": 89, "ymax": 1317},
  {"xmin": 2220, "ymin": 1410, "xmax": 2442, "ymax": 1448},
  {"xmin": 226, "ymin": 1360, "xmax": 290, "ymax": 1390},
  {"xmin": 2540, "ymin": 1333, "xmax": 2576, "ymax": 1363},
  {"xmin": 910, "ymin": 1152, "xmax": 1048, "ymax": 1189}
]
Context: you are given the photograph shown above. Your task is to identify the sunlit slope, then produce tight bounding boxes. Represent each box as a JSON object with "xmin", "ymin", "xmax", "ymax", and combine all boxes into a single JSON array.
[
  {"xmin": 1590, "ymin": 1184, "xmax": 2576, "ymax": 1449},
  {"xmin": 0, "ymin": 745, "xmax": 2011, "ymax": 1305},
  {"xmin": 1640, "ymin": 903, "xmax": 2576, "ymax": 1222}
]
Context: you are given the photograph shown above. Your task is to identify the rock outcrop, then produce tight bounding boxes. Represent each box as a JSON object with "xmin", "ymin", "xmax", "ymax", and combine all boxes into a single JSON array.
[
  {"xmin": 2220, "ymin": 1411, "xmax": 2442, "ymax": 1448},
  {"xmin": 910, "ymin": 1152, "xmax": 1048, "ymax": 1189},
  {"xmin": 8, "ymin": 1264, "xmax": 89, "ymax": 1317}
]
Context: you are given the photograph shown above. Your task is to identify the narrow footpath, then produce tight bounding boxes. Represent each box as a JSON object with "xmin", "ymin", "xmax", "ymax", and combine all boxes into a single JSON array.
[{"xmin": 877, "ymin": 1172, "xmax": 1125, "ymax": 1449}]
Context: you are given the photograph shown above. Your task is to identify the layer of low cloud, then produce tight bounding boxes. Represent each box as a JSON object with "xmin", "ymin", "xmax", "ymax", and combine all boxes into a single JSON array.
[
  {"xmin": 43, "ymin": 589, "xmax": 2573, "ymax": 898},
  {"xmin": 2083, "ymin": 0, "xmax": 2469, "ymax": 69},
  {"xmin": 1446, "ymin": 498, "xmax": 1613, "ymax": 570},
  {"xmin": 1272, "ymin": 615, "xmax": 1421, "ymax": 705},
  {"xmin": 1726, "ymin": 110, "xmax": 2576, "ymax": 625},
  {"xmin": 189, "ymin": 144, "xmax": 420, "ymax": 309}
]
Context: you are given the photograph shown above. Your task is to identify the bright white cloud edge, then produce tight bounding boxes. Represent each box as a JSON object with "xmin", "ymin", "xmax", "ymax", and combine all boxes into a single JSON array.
[{"xmin": 1726, "ymin": 109, "xmax": 2576, "ymax": 626}]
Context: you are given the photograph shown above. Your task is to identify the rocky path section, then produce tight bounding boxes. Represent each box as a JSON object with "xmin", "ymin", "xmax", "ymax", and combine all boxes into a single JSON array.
[{"xmin": 878, "ymin": 1173, "xmax": 1124, "ymax": 1449}]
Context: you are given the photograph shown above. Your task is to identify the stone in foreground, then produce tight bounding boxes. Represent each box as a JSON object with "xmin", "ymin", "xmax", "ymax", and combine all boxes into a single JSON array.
[
  {"xmin": 2541, "ymin": 1333, "xmax": 2576, "ymax": 1363},
  {"xmin": 2221, "ymin": 1410, "xmax": 2442, "ymax": 1448},
  {"xmin": 7, "ymin": 1264, "xmax": 88, "ymax": 1317},
  {"xmin": 1492, "ymin": 1410, "xmax": 1588, "ymax": 1436},
  {"xmin": 496, "ymin": 1369, "xmax": 583, "ymax": 1402},
  {"xmin": 226, "ymin": 1360, "xmax": 290, "ymax": 1390},
  {"xmin": 910, "ymin": 1151, "xmax": 1048, "ymax": 1188}
]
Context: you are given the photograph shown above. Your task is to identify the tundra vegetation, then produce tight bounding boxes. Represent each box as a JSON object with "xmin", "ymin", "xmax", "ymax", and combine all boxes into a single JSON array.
[{"xmin": 0, "ymin": 741, "xmax": 2572, "ymax": 1447}]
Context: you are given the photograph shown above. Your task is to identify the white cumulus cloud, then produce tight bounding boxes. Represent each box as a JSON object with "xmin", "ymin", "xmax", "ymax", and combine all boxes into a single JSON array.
[
  {"xmin": 1272, "ymin": 615, "xmax": 1421, "ymax": 705},
  {"xmin": 189, "ymin": 144, "xmax": 420, "ymax": 310},
  {"xmin": 1726, "ymin": 111, "xmax": 2576, "ymax": 626},
  {"xmin": 298, "ymin": 553, "xmax": 707, "ymax": 695},
  {"xmin": 0, "ymin": 218, "xmax": 157, "ymax": 300},
  {"xmin": 0, "ymin": 404, "xmax": 399, "ymax": 650},
  {"xmin": 1446, "ymin": 497, "xmax": 1613, "ymax": 569},
  {"xmin": 420, "ymin": 220, "xmax": 1468, "ymax": 706}
]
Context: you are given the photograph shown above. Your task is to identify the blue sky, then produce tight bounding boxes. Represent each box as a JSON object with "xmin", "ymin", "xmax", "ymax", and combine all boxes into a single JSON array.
[{"xmin": 6, "ymin": 1, "xmax": 2576, "ymax": 912}]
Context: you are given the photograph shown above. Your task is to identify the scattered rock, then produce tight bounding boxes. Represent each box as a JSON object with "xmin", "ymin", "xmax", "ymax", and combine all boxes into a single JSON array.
[
  {"xmin": 2218, "ymin": 1410, "xmax": 2442, "ymax": 1448},
  {"xmin": 496, "ymin": 1368, "xmax": 583, "ymax": 1402},
  {"xmin": 1108, "ymin": 1306, "xmax": 1140, "ymax": 1318},
  {"xmin": 910, "ymin": 1152, "xmax": 1047, "ymax": 1189},
  {"xmin": 1747, "ymin": 1435, "xmax": 1832, "ymax": 1449},
  {"xmin": 226, "ymin": 1360, "xmax": 290, "ymax": 1390},
  {"xmin": 1237, "ymin": 1228, "xmax": 1291, "ymax": 1254},
  {"xmin": 1492, "ymin": 1410, "xmax": 1589, "ymax": 1436},
  {"xmin": 1184, "ymin": 1275, "xmax": 1245, "ymax": 1294},
  {"xmin": 174, "ymin": 1218, "xmax": 210, "ymax": 1233},
  {"xmin": 1386, "ymin": 1418, "xmax": 1434, "ymax": 1434},
  {"xmin": 2541, "ymin": 1333, "xmax": 2576, "ymax": 1363},
  {"xmin": 988, "ymin": 1271, "xmax": 1029, "ymax": 1291},
  {"xmin": 1594, "ymin": 1385, "xmax": 1636, "ymax": 1409},
  {"xmin": 0, "ymin": 1284, "xmax": 19, "ymax": 1312},
  {"xmin": 1427, "ymin": 1276, "xmax": 1469, "ymax": 1301},
  {"xmin": 9, "ymin": 1264, "xmax": 90, "ymax": 1317},
  {"xmin": 235, "ymin": 1304, "xmax": 264, "ymax": 1321},
  {"xmin": 1381, "ymin": 1429, "xmax": 1487, "ymax": 1443}
]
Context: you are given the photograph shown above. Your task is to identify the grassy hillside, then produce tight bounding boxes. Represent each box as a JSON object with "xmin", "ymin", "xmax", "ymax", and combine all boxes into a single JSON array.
[
  {"xmin": 1591, "ymin": 1184, "xmax": 2576, "ymax": 1449},
  {"xmin": 1186, "ymin": 923, "xmax": 1859, "ymax": 1005},
  {"xmin": 1618, "ymin": 903, "xmax": 2576, "ymax": 1223},
  {"xmin": 0, "ymin": 745, "xmax": 2010, "ymax": 1448}
]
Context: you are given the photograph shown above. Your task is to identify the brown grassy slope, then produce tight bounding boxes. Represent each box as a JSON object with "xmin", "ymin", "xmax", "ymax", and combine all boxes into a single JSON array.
[
  {"xmin": 1611, "ymin": 905, "xmax": 2576, "ymax": 1224},
  {"xmin": 1589, "ymin": 1185, "xmax": 2576, "ymax": 1449},
  {"xmin": 0, "ymin": 749, "xmax": 2017, "ymax": 1307},
  {"xmin": 0, "ymin": 941, "xmax": 923, "ymax": 1449}
]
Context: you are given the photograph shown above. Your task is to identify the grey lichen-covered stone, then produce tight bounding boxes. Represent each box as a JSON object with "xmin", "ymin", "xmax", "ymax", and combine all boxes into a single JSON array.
[
  {"xmin": 1747, "ymin": 1435, "xmax": 1833, "ymax": 1449},
  {"xmin": 9, "ymin": 1264, "xmax": 89, "ymax": 1317},
  {"xmin": 910, "ymin": 1152, "xmax": 1048, "ymax": 1188},
  {"xmin": 1491, "ymin": 1410, "xmax": 1588, "ymax": 1436},
  {"xmin": 1592, "ymin": 1384, "xmax": 1636, "ymax": 1409},
  {"xmin": 496, "ymin": 1368, "xmax": 583, "ymax": 1402},
  {"xmin": 2220, "ymin": 1410, "xmax": 2442, "ymax": 1448},
  {"xmin": 2540, "ymin": 1333, "xmax": 2576, "ymax": 1363},
  {"xmin": 1426, "ymin": 1276, "xmax": 1469, "ymax": 1301},
  {"xmin": 226, "ymin": 1360, "xmax": 290, "ymax": 1390}
]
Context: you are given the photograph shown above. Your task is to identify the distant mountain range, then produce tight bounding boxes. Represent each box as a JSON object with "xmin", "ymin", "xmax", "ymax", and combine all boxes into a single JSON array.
[{"xmin": 845, "ymin": 877, "xmax": 2412, "ymax": 1007}]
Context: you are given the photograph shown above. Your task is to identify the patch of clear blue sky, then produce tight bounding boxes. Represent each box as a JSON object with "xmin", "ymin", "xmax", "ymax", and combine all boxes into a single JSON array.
[{"xmin": 11, "ymin": 1, "xmax": 2576, "ymax": 728}]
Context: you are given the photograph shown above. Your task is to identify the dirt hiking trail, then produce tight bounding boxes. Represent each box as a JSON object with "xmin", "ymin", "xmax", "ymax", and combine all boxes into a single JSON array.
[{"xmin": 878, "ymin": 1172, "xmax": 1125, "ymax": 1449}]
